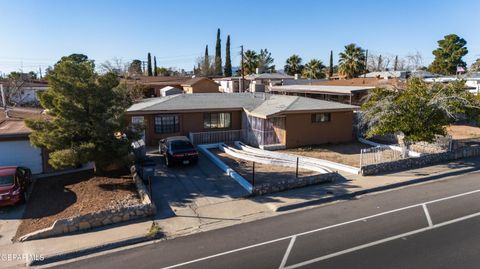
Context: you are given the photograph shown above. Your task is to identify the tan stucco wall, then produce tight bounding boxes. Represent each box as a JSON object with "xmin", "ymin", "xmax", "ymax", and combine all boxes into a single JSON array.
[
  {"xmin": 183, "ymin": 80, "xmax": 220, "ymax": 94},
  {"xmin": 284, "ymin": 111, "xmax": 353, "ymax": 148},
  {"xmin": 132, "ymin": 110, "xmax": 242, "ymax": 146}
]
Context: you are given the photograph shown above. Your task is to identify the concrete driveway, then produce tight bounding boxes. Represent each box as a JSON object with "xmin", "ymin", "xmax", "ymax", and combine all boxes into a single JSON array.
[{"xmin": 146, "ymin": 151, "xmax": 252, "ymax": 236}]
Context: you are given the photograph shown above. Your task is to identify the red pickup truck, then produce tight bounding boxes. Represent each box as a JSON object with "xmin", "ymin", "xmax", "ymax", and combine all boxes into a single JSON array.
[{"xmin": 0, "ymin": 167, "xmax": 31, "ymax": 207}]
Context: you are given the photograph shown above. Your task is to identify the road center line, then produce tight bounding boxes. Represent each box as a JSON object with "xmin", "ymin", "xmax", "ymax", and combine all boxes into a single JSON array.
[
  {"xmin": 284, "ymin": 211, "xmax": 480, "ymax": 269},
  {"xmin": 159, "ymin": 188, "xmax": 480, "ymax": 269},
  {"xmin": 422, "ymin": 204, "xmax": 433, "ymax": 227},
  {"xmin": 279, "ymin": 236, "xmax": 297, "ymax": 269}
]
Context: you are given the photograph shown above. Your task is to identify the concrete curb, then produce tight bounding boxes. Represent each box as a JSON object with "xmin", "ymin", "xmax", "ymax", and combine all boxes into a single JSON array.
[
  {"xmin": 28, "ymin": 233, "xmax": 162, "ymax": 266},
  {"xmin": 274, "ymin": 166, "xmax": 480, "ymax": 212}
]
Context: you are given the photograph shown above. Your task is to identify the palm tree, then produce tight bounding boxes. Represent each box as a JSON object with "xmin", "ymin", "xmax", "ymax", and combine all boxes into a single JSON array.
[
  {"xmin": 302, "ymin": 59, "xmax": 326, "ymax": 79},
  {"xmin": 284, "ymin": 55, "xmax": 303, "ymax": 76},
  {"xmin": 338, "ymin": 43, "xmax": 366, "ymax": 79},
  {"xmin": 243, "ymin": 50, "xmax": 258, "ymax": 75}
]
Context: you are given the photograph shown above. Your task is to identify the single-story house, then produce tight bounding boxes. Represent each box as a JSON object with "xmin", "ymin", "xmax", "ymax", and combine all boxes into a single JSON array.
[
  {"xmin": 160, "ymin": 86, "xmax": 183, "ymax": 97},
  {"xmin": 123, "ymin": 76, "xmax": 191, "ymax": 97},
  {"xmin": 269, "ymin": 85, "xmax": 374, "ymax": 105},
  {"xmin": 0, "ymin": 108, "xmax": 50, "ymax": 174},
  {"xmin": 181, "ymin": 77, "xmax": 220, "ymax": 94},
  {"xmin": 126, "ymin": 93, "xmax": 357, "ymax": 149},
  {"xmin": 0, "ymin": 80, "xmax": 49, "ymax": 106}
]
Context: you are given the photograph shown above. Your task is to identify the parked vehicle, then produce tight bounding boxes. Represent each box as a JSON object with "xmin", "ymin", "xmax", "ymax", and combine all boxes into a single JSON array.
[
  {"xmin": 0, "ymin": 166, "xmax": 31, "ymax": 207},
  {"xmin": 159, "ymin": 136, "xmax": 199, "ymax": 167}
]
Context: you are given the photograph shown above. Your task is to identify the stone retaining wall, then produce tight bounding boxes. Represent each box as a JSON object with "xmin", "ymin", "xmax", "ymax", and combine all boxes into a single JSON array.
[
  {"xmin": 19, "ymin": 173, "xmax": 156, "ymax": 242},
  {"xmin": 361, "ymin": 146, "xmax": 480, "ymax": 176},
  {"xmin": 252, "ymin": 172, "xmax": 340, "ymax": 195}
]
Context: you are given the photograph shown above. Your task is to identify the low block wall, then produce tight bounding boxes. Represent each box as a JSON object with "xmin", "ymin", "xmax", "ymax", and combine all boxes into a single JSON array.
[
  {"xmin": 252, "ymin": 172, "xmax": 340, "ymax": 195},
  {"xmin": 361, "ymin": 146, "xmax": 480, "ymax": 176},
  {"xmin": 19, "ymin": 173, "xmax": 156, "ymax": 242}
]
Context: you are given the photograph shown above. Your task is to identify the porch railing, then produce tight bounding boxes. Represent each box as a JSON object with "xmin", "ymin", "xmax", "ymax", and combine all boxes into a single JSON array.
[{"xmin": 189, "ymin": 129, "xmax": 245, "ymax": 145}]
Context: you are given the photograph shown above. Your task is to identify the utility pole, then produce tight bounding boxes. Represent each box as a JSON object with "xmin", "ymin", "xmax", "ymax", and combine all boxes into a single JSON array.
[
  {"xmin": 363, "ymin": 49, "xmax": 368, "ymax": 79},
  {"xmin": 1, "ymin": 84, "xmax": 7, "ymax": 112},
  {"xmin": 240, "ymin": 45, "xmax": 245, "ymax": 93}
]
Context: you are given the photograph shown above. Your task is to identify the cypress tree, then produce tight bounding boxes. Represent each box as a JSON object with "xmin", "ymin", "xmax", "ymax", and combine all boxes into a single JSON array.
[
  {"xmin": 203, "ymin": 45, "xmax": 210, "ymax": 76},
  {"xmin": 224, "ymin": 35, "xmax": 232, "ymax": 77},
  {"xmin": 153, "ymin": 56, "xmax": 158, "ymax": 76},
  {"xmin": 394, "ymin": 55, "xmax": 398, "ymax": 71},
  {"xmin": 214, "ymin": 28, "xmax": 222, "ymax": 76},
  {"xmin": 329, "ymin": 50, "xmax": 334, "ymax": 78},
  {"xmin": 147, "ymin": 52, "xmax": 153, "ymax": 76},
  {"xmin": 377, "ymin": 55, "xmax": 383, "ymax": 71}
]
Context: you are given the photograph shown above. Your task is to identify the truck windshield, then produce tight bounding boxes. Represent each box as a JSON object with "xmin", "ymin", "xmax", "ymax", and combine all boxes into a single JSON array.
[{"xmin": 0, "ymin": 175, "xmax": 14, "ymax": 186}]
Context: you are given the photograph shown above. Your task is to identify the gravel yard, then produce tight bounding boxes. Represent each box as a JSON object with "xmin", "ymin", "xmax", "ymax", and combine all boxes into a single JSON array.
[
  {"xmin": 210, "ymin": 149, "xmax": 321, "ymax": 186},
  {"xmin": 280, "ymin": 142, "xmax": 371, "ymax": 167},
  {"xmin": 14, "ymin": 169, "xmax": 141, "ymax": 241},
  {"xmin": 447, "ymin": 124, "xmax": 480, "ymax": 139}
]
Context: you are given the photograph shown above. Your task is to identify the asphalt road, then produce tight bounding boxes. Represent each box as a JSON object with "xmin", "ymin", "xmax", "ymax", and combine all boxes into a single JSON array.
[{"xmin": 52, "ymin": 170, "xmax": 480, "ymax": 269}]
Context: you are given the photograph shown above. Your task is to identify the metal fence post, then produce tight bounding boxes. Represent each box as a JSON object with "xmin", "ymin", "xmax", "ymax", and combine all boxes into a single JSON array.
[
  {"xmin": 296, "ymin": 157, "xmax": 299, "ymax": 178},
  {"xmin": 252, "ymin": 161, "xmax": 255, "ymax": 187}
]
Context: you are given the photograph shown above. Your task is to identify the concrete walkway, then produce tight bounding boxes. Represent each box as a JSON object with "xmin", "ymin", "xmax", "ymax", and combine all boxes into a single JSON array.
[{"xmin": 0, "ymin": 157, "xmax": 479, "ymax": 268}]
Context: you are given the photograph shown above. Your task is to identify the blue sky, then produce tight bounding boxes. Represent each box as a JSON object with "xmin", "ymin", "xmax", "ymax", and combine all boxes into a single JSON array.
[{"xmin": 1, "ymin": 0, "xmax": 479, "ymax": 75}]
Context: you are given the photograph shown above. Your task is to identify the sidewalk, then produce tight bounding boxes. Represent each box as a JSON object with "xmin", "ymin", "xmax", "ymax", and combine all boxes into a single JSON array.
[{"xmin": 1, "ymin": 157, "xmax": 479, "ymax": 268}]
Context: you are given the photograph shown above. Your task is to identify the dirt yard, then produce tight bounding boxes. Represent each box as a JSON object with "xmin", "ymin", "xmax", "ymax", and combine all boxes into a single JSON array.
[
  {"xmin": 14, "ymin": 170, "xmax": 141, "ymax": 241},
  {"xmin": 280, "ymin": 142, "xmax": 371, "ymax": 167},
  {"xmin": 447, "ymin": 124, "xmax": 480, "ymax": 139},
  {"xmin": 210, "ymin": 149, "xmax": 321, "ymax": 186}
]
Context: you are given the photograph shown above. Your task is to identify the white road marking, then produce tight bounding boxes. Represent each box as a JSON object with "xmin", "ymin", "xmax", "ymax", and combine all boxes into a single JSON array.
[
  {"xmin": 157, "ymin": 188, "xmax": 480, "ymax": 269},
  {"xmin": 422, "ymin": 204, "xmax": 433, "ymax": 227},
  {"xmin": 279, "ymin": 236, "xmax": 297, "ymax": 269},
  {"xmin": 284, "ymin": 211, "xmax": 480, "ymax": 269}
]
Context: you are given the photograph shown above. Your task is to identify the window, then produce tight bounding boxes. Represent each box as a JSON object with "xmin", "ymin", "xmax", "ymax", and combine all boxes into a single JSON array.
[
  {"xmin": 0, "ymin": 175, "xmax": 14, "ymax": 186},
  {"xmin": 311, "ymin": 113, "xmax": 331, "ymax": 123},
  {"xmin": 203, "ymin": 112, "xmax": 232, "ymax": 129},
  {"xmin": 155, "ymin": 115, "xmax": 179, "ymax": 134}
]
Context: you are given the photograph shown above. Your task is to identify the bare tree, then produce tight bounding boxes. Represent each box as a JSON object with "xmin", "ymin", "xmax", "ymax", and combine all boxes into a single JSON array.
[
  {"xmin": 100, "ymin": 57, "xmax": 129, "ymax": 77},
  {"xmin": 406, "ymin": 51, "xmax": 423, "ymax": 71}
]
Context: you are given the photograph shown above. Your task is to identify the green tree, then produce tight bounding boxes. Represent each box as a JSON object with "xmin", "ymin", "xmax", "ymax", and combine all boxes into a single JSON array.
[
  {"xmin": 128, "ymin": 59, "xmax": 142, "ymax": 76},
  {"xmin": 257, "ymin": 49, "xmax": 275, "ymax": 72},
  {"xmin": 243, "ymin": 50, "xmax": 258, "ymax": 75},
  {"xmin": 202, "ymin": 45, "xmax": 212, "ymax": 76},
  {"xmin": 361, "ymin": 78, "xmax": 479, "ymax": 148},
  {"xmin": 338, "ymin": 43, "xmax": 365, "ymax": 79},
  {"xmin": 153, "ymin": 56, "xmax": 158, "ymax": 76},
  {"xmin": 302, "ymin": 59, "xmax": 326, "ymax": 79},
  {"xmin": 429, "ymin": 34, "xmax": 468, "ymax": 75},
  {"xmin": 214, "ymin": 28, "xmax": 222, "ymax": 76},
  {"xmin": 329, "ymin": 50, "xmax": 334, "ymax": 77},
  {"xmin": 470, "ymin": 58, "xmax": 480, "ymax": 72},
  {"xmin": 284, "ymin": 55, "xmax": 303, "ymax": 76},
  {"xmin": 147, "ymin": 53, "xmax": 153, "ymax": 76},
  {"xmin": 393, "ymin": 55, "xmax": 398, "ymax": 71},
  {"xmin": 25, "ymin": 54, "xmax": 140, "ymax": 172},
  {"xmin": 224, "ymin": 35, "xmax": 232, "ymax": 77}
]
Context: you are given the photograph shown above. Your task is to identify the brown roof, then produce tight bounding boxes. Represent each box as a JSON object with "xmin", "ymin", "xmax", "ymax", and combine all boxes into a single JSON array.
[
  {"xmin": 0, "ymin": 79, "xmax": 48, "ymax": 88},
  {"xmin": 313, "ymin": 78, "xmax": 403, "ymax": 88},
  {"xmin": 124, "ymin": 76, "xmax": 191, "ymax": 83},
  {"xmin": 0, "ymin": 119, "xmax": 31, "ymax": 138},
  {"xmin": 0, "ymin": 107, "xmax": 50, "ymax": 137},
  {"xmin": 181, "ymin": 77, "xmax": 219, "ymax": 86}
]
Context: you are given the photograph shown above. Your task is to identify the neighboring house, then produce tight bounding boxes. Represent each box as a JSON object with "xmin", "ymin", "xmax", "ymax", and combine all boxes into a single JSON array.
[
  {"xmin": 160, "ymin": 86, "xmax": 183, "ymax": 97},
  {"xmin": 362, "ymin": 71, "xmax": 408, "ymax": 79},
  {"xmin": 181, "ymin": 77, "xmax": 220, "ymax": 94},
  {"xmin": 126, "ymin": 93, "xmax": 357, "ymax": 149},
  {"xmin": 424, "ymin": 73, "xmax": 480, "ymax": 94},
  {"xmin": 0, "ymin": 108, "xmax": 49, "ymax": 174},
  {"xmin": 214, "ymin": 73, "xmax": 327, "ymax": 93},
  {"xmin": 124, "ymin": 76, "xmax": 191, "ymax": 97},
  {"xmin": 0, "ymin": 80, "xmax": 48, "ymax": 105},
  {"xmin": 269, "ymin": 85, "xmax": 374, "ymax": 105}
]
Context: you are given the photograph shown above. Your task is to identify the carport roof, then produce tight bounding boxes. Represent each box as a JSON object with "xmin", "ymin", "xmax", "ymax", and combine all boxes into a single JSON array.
[{"xmin": 127, "ymin": 93, "xmax": 358, "ymax": 118}]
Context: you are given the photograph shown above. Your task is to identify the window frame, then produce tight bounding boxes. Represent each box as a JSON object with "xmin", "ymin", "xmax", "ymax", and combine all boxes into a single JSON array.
[
  {"xmin": 203, "ymin": 112, "xmax": 232, "ymax": 129},
  {"xmin": 154, "ymin": 114, "xmax": 180, "ymax": 134},
  {"xmin": 311, "ymin": 113, "xmax": 331, "ymax": 123}
]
